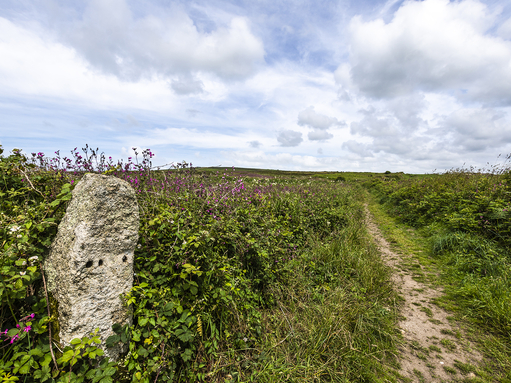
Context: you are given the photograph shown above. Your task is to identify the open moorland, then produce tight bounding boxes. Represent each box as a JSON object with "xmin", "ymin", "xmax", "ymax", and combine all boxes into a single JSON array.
[{"xmin": 1, "ymin": 146, "xmax": 510, "ymax": 382}]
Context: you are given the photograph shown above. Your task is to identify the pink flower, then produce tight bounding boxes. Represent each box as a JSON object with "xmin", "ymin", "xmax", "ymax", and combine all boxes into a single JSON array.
[
  {"xmin": 23, "ymin": 326, "xmax": 31, "ymax": 332},
  {"xmin": 10, "ymin": 334, "xmax": 19, "ymax": 344},
  {"xmin": 20, "ymin": 313, "xmax": 35, "ymax": 322}
]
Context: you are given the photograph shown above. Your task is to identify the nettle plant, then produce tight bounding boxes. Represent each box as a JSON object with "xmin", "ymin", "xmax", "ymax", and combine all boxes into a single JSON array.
[{"xmin": 0, "ymin": 145, "xmax": 352, "ymax": 382}]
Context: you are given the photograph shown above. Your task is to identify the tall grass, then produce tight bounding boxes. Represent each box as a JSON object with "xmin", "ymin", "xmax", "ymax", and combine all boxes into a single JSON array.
[{"xmin": 247, "ymin": 199, "xmax": 400, "ymax": 382}]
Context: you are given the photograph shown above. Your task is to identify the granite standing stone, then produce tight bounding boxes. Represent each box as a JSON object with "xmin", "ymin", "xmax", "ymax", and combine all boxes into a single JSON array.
[{"xmin": 45, "ymin": 173, "xmax": 139, "ymax": 360}]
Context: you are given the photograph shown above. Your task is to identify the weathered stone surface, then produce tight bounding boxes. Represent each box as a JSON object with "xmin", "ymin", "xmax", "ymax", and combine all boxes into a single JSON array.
[{"xmin": 45, "ymin": 173, "xmax": 139, "ymax": 360}]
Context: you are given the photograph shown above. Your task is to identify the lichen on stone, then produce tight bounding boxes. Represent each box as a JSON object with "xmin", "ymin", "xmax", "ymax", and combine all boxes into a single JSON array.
[{"xmin": 44, "ymin": 173, "xmax": 139, "ymax": 361}]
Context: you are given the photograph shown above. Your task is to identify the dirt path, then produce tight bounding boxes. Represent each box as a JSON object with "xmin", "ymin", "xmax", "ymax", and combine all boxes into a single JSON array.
[{"xmin": 364, "ymin": 204, "xmax": 482, "ymax": 382}]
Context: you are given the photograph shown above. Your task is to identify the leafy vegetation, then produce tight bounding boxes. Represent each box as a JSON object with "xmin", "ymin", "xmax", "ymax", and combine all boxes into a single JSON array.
[
  {"xmin": 0, "ymin": 146, "xmax": 400, "ymax": 382},
  {"xmin": 366, "ymin": 158, "xmax": 511, "ymax": 380}
]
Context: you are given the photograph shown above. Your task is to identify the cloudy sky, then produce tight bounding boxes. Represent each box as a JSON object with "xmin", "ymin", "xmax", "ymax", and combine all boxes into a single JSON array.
[{"xmin": 1, "ymin": 0, "xmax": 511, "ymax": 172}]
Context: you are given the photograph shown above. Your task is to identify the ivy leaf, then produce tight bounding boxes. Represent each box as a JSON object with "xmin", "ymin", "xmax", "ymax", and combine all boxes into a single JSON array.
[
  {"xmin": 138, "ymin": 317, "xmax": 148, "ymax": 326},
  {"xmin": 131, "ymin": 330, "xmax": 141, "ymax": 342},
  {"xmin": 29, "ymin": 348, "xmax": 44, "ymax": 357},
  {"xmin": 14, "ymin": 278, "xmax": 23, "ymax": 290},
  {"xmin": 111, "ymin": 323, "xmax": 123, "ymax": 334},
  {"xmin": 103, "ymin": 367, "xmax": 117, "ymax": 376},
  {"xmin": 176, "ymin": 329, "xmax": 193, "ymax": 342},
  {"xmin": 181, "ymin": 348, "xmax": 193, "ymax": 362},
  {"xmin": 138, "ymin": 347, "xmax": 148, "ymax": 357},
  {"xmin": 58, "ymin": 349, "xmax": 75, "ymax": 363},
  {"xmin": 163, "ymin": 302, "xmax": 174, "ymax": 315},
  {"xmin": 105, "ymin": 335, "xmax": 120, "ymax": 348},
  {"xmin": 34, "ymin": 364, "xmax": 51, "ymax": 382}
]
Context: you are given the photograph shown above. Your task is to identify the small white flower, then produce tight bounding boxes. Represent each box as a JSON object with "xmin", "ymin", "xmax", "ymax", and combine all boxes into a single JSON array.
[
  {"xmin": 16, "ymin": 234, "xmax": 22, "ymax": 238},
  {"xmin": 28, "ymin": 256, "xmax": 38, "ymax": 261},
  {"xmin": 9, "ymin": 226, "xmax": 20, "ymax": 233},
  {"xmin": 137, "ymin": 244, "xmax": 141, "ymax": 249},
  {"xmin": 21, "ymin": 261, "xmax": 26, "ymax": 266},
  {"xmin": 20, "ymin": 271, "xmax": 26, "ymax": 276}
]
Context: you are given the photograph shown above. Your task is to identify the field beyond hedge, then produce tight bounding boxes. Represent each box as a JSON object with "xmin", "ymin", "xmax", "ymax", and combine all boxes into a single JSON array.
[{"xmin": 0, "ymin": 147, "xmax": 400, "ymax": 382}]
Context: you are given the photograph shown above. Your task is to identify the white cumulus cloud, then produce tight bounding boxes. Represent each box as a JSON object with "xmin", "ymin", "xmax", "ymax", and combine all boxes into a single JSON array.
[
  {"xmin": 342, "ymin": 0, "xmax": 511, "ymax": 105},
  {"xmin": 61, "ymin": 0, "xmax": 265, "ymax": 82},
  {"xmin": 277, "ymin": 130, "xmax": 303, "ymax": 147},
  {"xmin": 170, "ymin": 75, "xmax": 204, "ymax": 95},
  {"xmin": 298, "ymin": 106, "xmax": 340, "ymax": 130},
  {"xmin": 297, "ymin": 106, "xmax": 343, "ymax": 141}
]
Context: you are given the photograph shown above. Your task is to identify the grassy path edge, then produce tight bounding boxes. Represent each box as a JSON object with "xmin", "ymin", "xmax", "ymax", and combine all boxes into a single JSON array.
[{"xmin": 365, "ymin": 191, "xmax": 510, "ymax": 383}]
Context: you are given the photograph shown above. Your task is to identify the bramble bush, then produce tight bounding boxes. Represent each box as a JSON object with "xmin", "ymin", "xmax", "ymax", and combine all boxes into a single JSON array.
[
  {"xmin": 367, "ymin": 162, "xmax": 511, "ymax": 246},
  {"xmin": 1, "ymin": 145, "xmax": 399, "ymax": 382}
]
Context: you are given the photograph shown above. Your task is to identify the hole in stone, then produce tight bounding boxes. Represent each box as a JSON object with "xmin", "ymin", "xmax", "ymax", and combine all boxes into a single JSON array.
[
  {"xmin": 98, "ymin": 260, "xmax": 103, "ymax": 266},
  {"xmin": 85, "ymin": 260, "xmax": 93, "ymax": 268},
  {"xmin": 122, "ymin": 255, "xmax": 127, "ymax": 263}
]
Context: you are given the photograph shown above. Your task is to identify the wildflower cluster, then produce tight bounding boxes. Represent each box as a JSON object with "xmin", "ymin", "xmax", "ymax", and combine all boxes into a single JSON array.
[
  {"xmin": 29, "ymin": 145, "xmax": 155, "ymax": 175},
  {"xmin": 1, "ymin": 144, "xmax": 360, "ymax": 382},
  {"xmin": 1, "ymin": 314, "xmax": 35, "ymax": 345}
]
